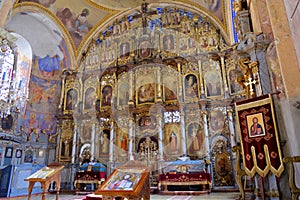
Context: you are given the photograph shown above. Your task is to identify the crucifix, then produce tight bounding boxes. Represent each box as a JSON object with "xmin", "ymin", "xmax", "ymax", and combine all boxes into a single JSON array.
[
  {"xmin": 137, "ymin": 0, "xmax": 156, "ymax": 34},
  {"xmin": 141, "ymin": 0, "xmax": 148, "ymax": 29},
  {"xmin": 244, "ymin": 76, "xmax": 257, "ymax": 98}
]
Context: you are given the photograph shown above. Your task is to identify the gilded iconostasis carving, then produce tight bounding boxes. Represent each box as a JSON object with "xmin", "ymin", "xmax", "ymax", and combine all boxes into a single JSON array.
[{"xmin": 55, "ymin": 3, "xmax": 251, "ymax": 189}]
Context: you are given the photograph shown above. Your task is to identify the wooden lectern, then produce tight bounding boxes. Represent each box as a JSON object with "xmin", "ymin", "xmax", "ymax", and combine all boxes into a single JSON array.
[
  {"xmin": 24, "ymin": 163, "xmax": 64, "ymax": 200},
  {"xmin": 95, "ymin": 161, "xmax": 151, "ymax": 200}
]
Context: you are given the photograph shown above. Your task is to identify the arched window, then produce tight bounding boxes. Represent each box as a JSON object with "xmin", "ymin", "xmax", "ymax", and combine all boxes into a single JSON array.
[{"xmin": 0, "ymin": 31, "xmax": 32, "ymax": 117}]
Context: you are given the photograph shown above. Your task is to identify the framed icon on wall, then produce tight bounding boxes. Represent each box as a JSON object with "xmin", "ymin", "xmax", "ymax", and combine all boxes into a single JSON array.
[
  {"xmin": 5, "ymin": 147, "xmax": 13, "ymax": 158},
  {"xmin": 16, "ymin": 148, "xmax": 22, "ymax": 158}
]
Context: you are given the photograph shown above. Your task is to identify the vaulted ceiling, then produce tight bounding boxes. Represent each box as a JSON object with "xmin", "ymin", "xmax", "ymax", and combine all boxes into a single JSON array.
[{"xmin": 12, "ymin": 0, "xmax": 232, "ymax": 59}]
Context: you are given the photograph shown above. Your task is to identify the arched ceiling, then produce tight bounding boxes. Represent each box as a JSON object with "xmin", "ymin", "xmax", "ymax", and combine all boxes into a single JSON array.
[{"xmin": 14, "ymin": 0, "xmax": 232, "ymax": 55}]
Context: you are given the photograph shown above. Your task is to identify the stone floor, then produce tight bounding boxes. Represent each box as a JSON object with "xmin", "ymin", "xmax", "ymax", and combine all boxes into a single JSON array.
[{"xmin": 0, "ymin": 192, "xmax": 243, "ymax": 200}]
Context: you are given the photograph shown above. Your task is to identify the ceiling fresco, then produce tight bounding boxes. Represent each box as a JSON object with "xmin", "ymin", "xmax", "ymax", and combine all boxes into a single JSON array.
[
  {"xmin": 16, "ymin": 0, "xmax": 227, "ymax": 49},
  {"xmin": 89, "ymin": 0, "xmax": 143, "ymax": 10}
]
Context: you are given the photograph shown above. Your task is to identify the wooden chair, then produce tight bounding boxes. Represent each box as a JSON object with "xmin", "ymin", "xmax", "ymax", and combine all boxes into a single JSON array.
[{"xmin": 283, "ymin": 156, "xmax": 300, "ymax": 200}]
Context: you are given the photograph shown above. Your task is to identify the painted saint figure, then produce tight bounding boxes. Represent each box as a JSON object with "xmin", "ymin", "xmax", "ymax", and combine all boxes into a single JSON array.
[
  {"xmin": 102, "ymin": 85, "xmax": 112, "ymax": 107},
  {"xmin": 139, "ymin": 40, "xmax": 151, "ymax": 58},
  {"xmin": 74, "ymin": 8, "xmax": 89, "ymax": 38},
  {"xmin": 138, "ymin": 84, "xmax": 154, "ymax": 103},
  {"xmin": 190, "ymin": 125, "xmax": 200, "ymax": 151},
  {"xmin": 109, "ymin": 174, "xmax": 133, "ymax": 190},
  {"xmin": 66, "ymin": 89, "xmax": 77, "ymax": 110},
  {"xmin": 121, "ymin": 133, "xmax": 128, "ymax": 151},
  {"xmin": 185, "ymin": 74, "xmax": 198, "ymax": 98},
  {"xmin": 120, "ymin": 42, "xmax": 130, "ymax": 59},
  {"xmin": 24, "ymin": 150, "xmax": 33, "ymax": 163},
  {"xmin": 250, "ymin": 117, "xmax": 264, "ymax": 136},
  {"xmin": 101, "ymin": 133, "xmax": 109, "ymax": 154},
  {"xmin": 163, "ymin": 35, "xmax": 174, "ymax": 51},
  {"xmin": 84, "ymin": 88, "xmax": 95, "ymax": 109},
  {"xmin": 16, "ymin": 149, "xmax": 22, "ymax": 158},
  {"xmin": 169, "ymin": 132, "xmax": 178, "ymax": 153}
]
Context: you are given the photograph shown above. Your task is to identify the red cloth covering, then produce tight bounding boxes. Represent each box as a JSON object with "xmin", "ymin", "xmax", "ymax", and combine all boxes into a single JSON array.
[
  {"xmin": 235, "ymin": 94, "xmax": 284, "ymax": 177},
  {"xmin": 159, "ymin": 172, "xmax": 211, "ymax": 184}
]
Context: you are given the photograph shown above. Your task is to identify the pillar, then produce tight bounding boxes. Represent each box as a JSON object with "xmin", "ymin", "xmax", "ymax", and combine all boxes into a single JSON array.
[
  {"xmin": 202, "ymin": 111, "xmax": 209, "ymax": 155},
  {"xmin": 198, "ymin": 59, "xmax": 205, "ymax": 98},
  {"xmin": 128, "ymin": 71, "xmax": 134, "ymax": 104},
  {"xmin": 156, "ymin": 66, "xmax": 162, "ymax": 102},
  {"xmin": 128, "ymin": 117, "xmax": 134, "ymax": 160},
  {"xmin": 71, "ymin": 123, "xmax": 77, "ymax": 163},
  {"xmin": 227, "ymin": 108, "xmax": 236, "ymax": 147},
  {"xmin": 55, "ymin": 125, "xmax": 61, "ymax": 162},
  {"xmin": 109, "ymin": 120, "xmax": 114, "ymax": 162},
  {"xmin": 91, "ymin": 122, "xmax": 96, "ymax": 161},
  {"xmin": 157, "ymin": 115, "xmax": 164, "ymax": 161},
  {"xmin": 220, "ymin": 53, "xmax": 229, "ymax": 97},
  {"xmin": 180, "ymin": 106, "xmax": 187, "ymax": 156}
]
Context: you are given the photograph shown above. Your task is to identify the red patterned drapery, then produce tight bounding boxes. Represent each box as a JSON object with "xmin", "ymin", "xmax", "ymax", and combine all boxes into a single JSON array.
[{"xmin": 235, "ymin": 94, "xmax": 284, "ymax": 177}]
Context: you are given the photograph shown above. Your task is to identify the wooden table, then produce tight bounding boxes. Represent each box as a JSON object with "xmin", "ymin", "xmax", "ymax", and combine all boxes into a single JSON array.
[{"xmin": 24, "ymin": 163, "xmax": 64, "ymax": 200}]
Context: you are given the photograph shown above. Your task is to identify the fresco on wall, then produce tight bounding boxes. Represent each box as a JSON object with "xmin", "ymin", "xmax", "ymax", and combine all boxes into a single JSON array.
[{"xmin": 7, "ymin": 12, "xmax": 71, "ymax": 136}]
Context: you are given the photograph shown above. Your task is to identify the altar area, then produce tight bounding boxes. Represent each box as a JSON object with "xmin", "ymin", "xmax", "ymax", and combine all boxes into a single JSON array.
[
  {"xmin": 54, "ymin": 1, "xmax": 240, "ymax": 191},
  {"xmin": 74, "ymin": 162, "xmax": 106, "ymax": 193}
]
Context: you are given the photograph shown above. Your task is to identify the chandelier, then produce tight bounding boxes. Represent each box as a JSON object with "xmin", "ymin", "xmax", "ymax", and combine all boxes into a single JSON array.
[{"xmin": 0, "ymin": 38, "xmax": 27, "ymax": 117}]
